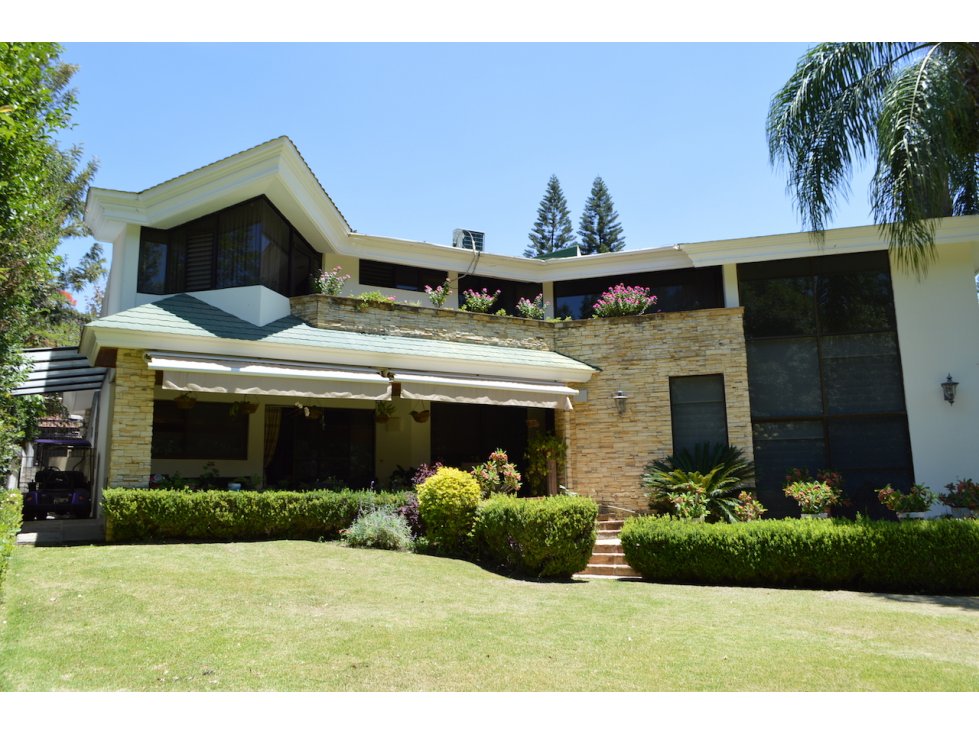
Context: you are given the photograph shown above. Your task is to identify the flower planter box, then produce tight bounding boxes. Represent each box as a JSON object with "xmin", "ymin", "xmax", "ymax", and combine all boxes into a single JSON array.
[
  {"xmin": 896, "ymin": 511, "xmax": 929, "ymax": 520},
  {"xmin": 800, "ymin": 512, "xmax": 829, "ymax": 520}
]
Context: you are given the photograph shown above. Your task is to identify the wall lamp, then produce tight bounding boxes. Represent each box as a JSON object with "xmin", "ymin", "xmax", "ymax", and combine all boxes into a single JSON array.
[
  {"xmin": 612, "ymin": 389, "xmax": 628, "ymax": 416},
  {"xmin": 942, "ymin": 374, "xmax": 959, "ymax": 405}
]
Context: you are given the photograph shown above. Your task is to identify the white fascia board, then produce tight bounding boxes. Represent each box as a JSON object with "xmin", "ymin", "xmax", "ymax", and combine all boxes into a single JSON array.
[
  {"xmin": 81, "ymin": 326, "xmax": 596, "ymax": 385},
  {"xmin": 678, "ymin": 215, "xmax": 979, "ymax": 267},
  {"xmin": 83, "ymin": 138, "xmax": 352, "ymax": 252}
]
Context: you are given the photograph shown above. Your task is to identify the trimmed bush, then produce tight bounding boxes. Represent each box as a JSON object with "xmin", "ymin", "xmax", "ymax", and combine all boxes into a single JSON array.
[
  {"xmin": 473, "ymin": 495, "xmax": 598, "ymax": 579},
  {"xmin": 416, "ymin": 467, "xmax": 481, "ymax": 556},
  {"xmin": 343, "ymin": 508, "xmax": 414, "ymax": 552},
  {"xmin": 620, "ymin": 515, "xmax": 979, "ymax": 595},
  {"xmin": 102, "ymin": 489, "xmax": 407, "ymax": 543},
  {"xmin": 1, "ymin": 491, "xmax": 23, "ymax": 595}
]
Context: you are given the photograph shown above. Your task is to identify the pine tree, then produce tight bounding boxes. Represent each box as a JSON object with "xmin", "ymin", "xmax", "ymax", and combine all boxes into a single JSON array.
[
  {"xmin": 524, "ymin": 175, "xmax": 577, "ymax": 258},
  {"xmin": 578, "ymin": 176, "xmax": 625, "ymax": 254}
]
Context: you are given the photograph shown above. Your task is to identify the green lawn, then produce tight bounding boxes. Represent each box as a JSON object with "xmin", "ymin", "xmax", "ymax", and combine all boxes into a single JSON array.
[{"xmin": 2, "ymin": 541, "xmax": 978, "ymax": 691}]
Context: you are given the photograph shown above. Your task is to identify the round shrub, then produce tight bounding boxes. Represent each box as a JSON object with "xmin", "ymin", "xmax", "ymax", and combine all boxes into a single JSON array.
[
  {"xmin": 473, "ymin": 495, "xmax": 598, "ymax": 578},
  {"xmin": 416, "ymin": 467, "xmax": 481, "ymax": 557},
  {"xmin": 343, "ymin": 508, "xmax": 414, "ymax": 551}
]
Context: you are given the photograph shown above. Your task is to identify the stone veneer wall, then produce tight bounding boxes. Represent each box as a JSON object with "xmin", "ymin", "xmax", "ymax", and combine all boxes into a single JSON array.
[
  {"xmin": 106, "ymin": 348, "xmax": 155, "ymax": 487},
  {"xmin": 552, "ymin": 308, "xmax": 752, "ymax": 512},
  {"xmin": 291, "ymin": 295, "xmax": 554, "ymax": 350},
  {"xmin": 290, "ymin": 296, "xmax": 752, "ymax": 512}
]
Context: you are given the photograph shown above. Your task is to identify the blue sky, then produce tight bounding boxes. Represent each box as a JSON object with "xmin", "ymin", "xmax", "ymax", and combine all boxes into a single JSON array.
[{"xmin": 57, "ymin": 42, "xmax": 879, "ymax": 280}]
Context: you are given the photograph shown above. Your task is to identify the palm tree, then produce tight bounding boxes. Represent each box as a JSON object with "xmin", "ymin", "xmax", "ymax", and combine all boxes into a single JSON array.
[{"xmin": 768, "ymin": 43, "xmax": 979, "ymax": 274}]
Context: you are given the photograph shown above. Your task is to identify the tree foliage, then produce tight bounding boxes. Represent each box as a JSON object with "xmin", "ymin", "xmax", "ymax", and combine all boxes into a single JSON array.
[
  {"xmin": 0, "ymin": 42, "xmax": 96, "ymax": 470},
  {"xmin": 578, "ymin": 176, "xmax": 625, "ymax": 254},
  {"xmin": 525, "ymin": 175, "xmax": 577, "ymax": 258},
  {"xmin": 768, "ymin": 42, "xmax": 979, "ymax": 274}
]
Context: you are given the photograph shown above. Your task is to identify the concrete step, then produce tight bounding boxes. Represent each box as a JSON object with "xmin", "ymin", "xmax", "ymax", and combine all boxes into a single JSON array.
[
  {"xmin": 579, "ymin": 562, "xmax": 641, "ymax": 578},
  {"xmin": 589, "ymin": 551, "xmax": 628, "ymax": 564}
]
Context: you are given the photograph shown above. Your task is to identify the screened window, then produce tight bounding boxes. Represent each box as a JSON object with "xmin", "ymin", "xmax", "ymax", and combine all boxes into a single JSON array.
[
  {"xmin": 151, "ymin": 401, "xmax": 249, "ymax": 460},
  {"xmin": 359, "ymin": 260, "xmax": 448, "ymax": 292},
  {"xmin": 554, "ymin": 267, "xmax": 722, "ymax": 320},
  {"xmin": 669, "ymin": 375, "xmax": 728, "ymax": 455},
  {"xmin": 738, "ymin": 251, "xmax": 912, "ymax": 517},
  {"xmin": 137, "ymin": 196, "xmax": 320, "ymax": 298},
  {"xmin": 455, "ymin": 275, "xmax": 544, "ymax": 315}
]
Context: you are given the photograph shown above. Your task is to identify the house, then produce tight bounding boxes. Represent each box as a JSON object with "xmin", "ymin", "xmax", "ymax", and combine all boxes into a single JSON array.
[{"xmin": 77, "ymin": 137, "xmax": 979, "ymax": 518}]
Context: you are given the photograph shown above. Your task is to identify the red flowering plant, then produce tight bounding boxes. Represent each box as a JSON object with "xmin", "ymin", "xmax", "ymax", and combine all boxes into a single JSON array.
[
  {"xmin": 424, "ymin": 280, "xmax": 451, "ymax": 308},
  {"xmin": 591, "ymin": 284, "xmax": 656, "ymax": 318},
  {"xmin": 516, "ymin": 293, "xmax": 548, "ymax": 320},
  {"xmin": 470, "ymin": 449, "xmax": 521, "ymax": 497},
  {"xmin": 313, "ymin": 265, "xmax": 350, "ymax": 296},
  {"xmin": 666, "ymin": 483, "xmax": 709, "ymax": 519},
  {"xmin": 461, "ymin": 288, "xmax": 501, "ymax": 313},
  {"xmin": 783, "ymin": 480, "xmax": 841, "ymax": 514},
  {"xmin": 877, "ymin": 483, "xmax": 936, "ymax": 513},
  {"xmin": 941, "ymin": 478, "xmax": 979, "ymax": 510}
]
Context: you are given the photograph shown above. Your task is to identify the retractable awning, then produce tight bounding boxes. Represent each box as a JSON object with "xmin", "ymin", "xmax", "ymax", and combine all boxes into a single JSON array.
[
  {"xmin": 392, "ymin": 370, "xmax": 578, "ymax": 411},
  {"xmin": 146, "ymin": 352, "xmax": 392, "ymax": 401}
]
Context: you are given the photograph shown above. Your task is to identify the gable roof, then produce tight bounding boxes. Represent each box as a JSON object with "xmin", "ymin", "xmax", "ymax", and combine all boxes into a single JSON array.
[{"xmin": 81, "ymin": 295, "xmax": 597, "ymax": 384}]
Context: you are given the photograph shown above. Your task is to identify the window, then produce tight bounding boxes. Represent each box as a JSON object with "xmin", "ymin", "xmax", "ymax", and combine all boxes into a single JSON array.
[
  {"xmin": 554, "ymin": 267, "xmax": 722, "ymax": 320},
  {"xmin": 738, "ymin": 251, "xmax": 913, "ymax": 517},
  {"xmin": 151, "ymin": 400, "xmax": 249, "ymax": 460},
  {"xmin": 455, "ymin": 275, "xmax": 543, "ymax": 315},
  {"xmin": 137, "ymin": 197, "xmax": 320, "ymax": 298},
  {"xmin": 669, "ymin": 375, "xmax": 728, "ymax": 455},
  {"xmin": 359, "ymin": 259, "xmax": 447, "ymax": 292}
]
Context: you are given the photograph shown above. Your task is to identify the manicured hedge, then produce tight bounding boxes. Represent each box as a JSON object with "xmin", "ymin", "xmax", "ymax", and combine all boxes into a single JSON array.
[
  {"xmin": 620, "ymin": 516, "xmax": 979, "ymax": 595},
  {"xmin": 1, "ymin": 491, "xmax": 23, "ymax": 595},
  {"xmin": 473, "ymin": 495, "xmax": 598, "ymax": 579},
  {"xmin": 102, "ymin": 489, "xmax": 408, "ymax": 543}
]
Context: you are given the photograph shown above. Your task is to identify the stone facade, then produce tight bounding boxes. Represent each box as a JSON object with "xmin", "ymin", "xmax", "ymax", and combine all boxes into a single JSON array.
[
  {"xmin": 106, "ymin": 348, "xmax": 155, "ymax": 487},
  {"xmin": 291, "ymin": 296, "xmax": 752, "ymax": 512},
  {"xmin": 553, "ymin": 308, "xmax": 752, "ymax": 512},
  {"xmin": 291, "ymin": 295, "xmax": 554, "ymax": 351}
]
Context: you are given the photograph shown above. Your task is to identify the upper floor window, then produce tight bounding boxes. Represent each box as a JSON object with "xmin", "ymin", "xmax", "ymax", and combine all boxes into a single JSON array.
[
  {"xmin": 554, "ymin": 266, "xmax": 723, "ymax": 319},
  {"xmin": 359, "ymin": 259, "xmax": 447, "ymax": 292},
  {"xmin": 455, "ymin": 274, "xmax": 544, "ymax": 315},
  {"xmin": 137, "ymin": 197, "xmax": 320, "ymax": 298}
]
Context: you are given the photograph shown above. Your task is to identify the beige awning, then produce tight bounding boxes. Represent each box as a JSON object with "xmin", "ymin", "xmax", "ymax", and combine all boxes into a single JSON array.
[
  {"xmin": 392, "ymin": 370, "xmax": 577, "ymax": 411},
  {"xmin": 146, "ymin": 352, "xmax": 392, "ymax": 401}
]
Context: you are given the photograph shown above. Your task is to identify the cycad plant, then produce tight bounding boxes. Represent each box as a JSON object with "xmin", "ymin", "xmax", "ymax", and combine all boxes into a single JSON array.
[
  {"xmin": 641, "ymin": 444, "xmax": 755, "ymax": 523},
  {"xmin": 768, "ymin": 43, "xmax": 979, "ymax": 274}
]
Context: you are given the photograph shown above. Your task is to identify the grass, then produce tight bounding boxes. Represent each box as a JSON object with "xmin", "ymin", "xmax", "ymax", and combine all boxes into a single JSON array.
[{"xmin": 2, "ymin": 541, "xmax": 978, "ymax": 691}]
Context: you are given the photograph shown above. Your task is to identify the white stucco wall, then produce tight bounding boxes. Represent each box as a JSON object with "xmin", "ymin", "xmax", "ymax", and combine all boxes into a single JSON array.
[{"xmin": 892, "ymin": 241, "xmax": 979, "ymax": 499}]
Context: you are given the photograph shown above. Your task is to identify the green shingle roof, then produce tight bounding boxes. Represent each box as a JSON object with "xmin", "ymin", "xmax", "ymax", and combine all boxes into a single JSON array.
[{"xmin": 87, "ymin": 294, "xmax": 596, "ymax": 373}]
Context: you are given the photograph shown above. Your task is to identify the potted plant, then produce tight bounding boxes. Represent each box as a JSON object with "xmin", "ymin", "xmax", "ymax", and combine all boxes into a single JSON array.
[
  {"xmin": 941, "ymin": 478, "xmax": 979, "ymax": 518},
  {"xmin": 783, "ymin": 480, "xmax": 840, "ymax": 518},
  {"xmin": 666, "ymin": 483, "xmax": 709, "ymax": 521},
  {"xmin": 409, "ymin": 409, "xmax": 430, "ymax": 423},
  {"xmin": 877, "ymin": 483, "xmax": 936, "ymax": 519},
  {"xmin": 375, "ymin": 401, "xmax": 396, "ymax": 423},
  {"xmin": 228, "ymin": 400, "xmax": 258, "ymax": 418}
]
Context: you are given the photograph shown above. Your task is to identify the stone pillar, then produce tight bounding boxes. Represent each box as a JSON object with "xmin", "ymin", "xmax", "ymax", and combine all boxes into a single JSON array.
[{"xmin": 106, "ymin": 349, "xmax": 155, "ymax": 487}]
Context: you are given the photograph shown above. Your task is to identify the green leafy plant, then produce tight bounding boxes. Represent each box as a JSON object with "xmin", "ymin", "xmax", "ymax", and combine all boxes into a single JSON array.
[
  {"xmin": 374, "ymin": 401, "xmax": 395, "ymax": 420},
  {"xmin": 355, "ymin": 291, "xmax": 396, "ymax": 310},
  {"xmin": 515, "ymin": 294, "xmax": 548, "ymax": 319},
  {"xmin": 416, "ymin": 467, "xmax": 482, "ymax": 557},
  {"xmin": 877, "ymin": 483, "xmax": 936, "ymax": 514},
  {"xmin": 620, "ymin": 515, "xmax": 979, "ymax": 595},
  {"xmin": 343, "ymin": 507, "xmax": 414, "ymax": 552},
  {"xmin": 783, "ymin": 481, "xmax": 841, "ymax": 514},
  {"xmin": 313, "ymin": 265, "xmax": 350, "ymax": 296},
  {"xmin": 666, "ymin": 484, "xmax": 709, "ymax": 519},
  {"xmin": 471, "ymin": 449, "xmax": 521, "ymax": 498},
  {"xmin": 473, "ymin": 495, "xmax": 598, "ymax": 578},
  {"xmin": 734, "ymin": 491, "xmax": 767, "ymax": 522},
  {"xmin": 1, "ymin": 491, "xmax": 23, "ymax": 595},
  {"xmin": 641, "ymin": 443, "xmax": 755, "ymax": 522},
  {"xmin": 942, "ymin": 478, "xmax": 979, "ymax": 510},
  {"xmin": 524, "ymin": 432, "xmax": 567, "ymax": 495}
]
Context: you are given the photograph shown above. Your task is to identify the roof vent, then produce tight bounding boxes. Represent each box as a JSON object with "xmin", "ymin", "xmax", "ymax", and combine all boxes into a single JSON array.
[{"xmin": 452, "ymin": 229, "xmax": 484, "ymax": 252}]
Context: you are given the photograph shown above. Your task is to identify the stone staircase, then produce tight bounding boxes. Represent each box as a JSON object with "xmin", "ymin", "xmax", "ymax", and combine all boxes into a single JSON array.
[{"xmin": 575, "ymin": 514, "xmax": 641, "ymax": 580}]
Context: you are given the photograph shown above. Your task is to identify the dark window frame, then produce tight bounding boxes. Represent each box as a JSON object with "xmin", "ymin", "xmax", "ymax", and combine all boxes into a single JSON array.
[
  {"xmin": 358, "ymin": 259, "xmax": 448, "ymax": 293},
  {"xmin": 668, "ymin": 373, "xmax": 729, "ymax": 455},
  {"xmin": 137, "ymin": 195, "xmax": 320, "ymax": 298},
  {"xmin": 151, "ymin": 400, "xmax": 249, "ymax": 460}
]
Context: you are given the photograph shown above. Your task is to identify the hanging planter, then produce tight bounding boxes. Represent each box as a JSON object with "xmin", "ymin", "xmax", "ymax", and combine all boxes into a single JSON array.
[
  {"xmin": 410, "ymin": 410, "xmax": 430, "ymax": 423},
  {"xmin": 375, "ymin": 401, "xmax": 395, "ymax": 423},
  {"xmin": 174, "ymin": 393, "xmax": 197, "ymax": 411},
  {"xmin": 229, "ymin": 400, "xmax": 258, "ymax": 418}
]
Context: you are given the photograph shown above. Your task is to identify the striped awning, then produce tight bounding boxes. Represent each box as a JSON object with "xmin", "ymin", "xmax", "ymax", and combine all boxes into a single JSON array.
[
  {"xmin": 392, "ymin": 370, "xmax": 578, "ymax": 410},
  {"xmin": 13, "ymin": 348, "xmax": 106, "ymax": 396}
]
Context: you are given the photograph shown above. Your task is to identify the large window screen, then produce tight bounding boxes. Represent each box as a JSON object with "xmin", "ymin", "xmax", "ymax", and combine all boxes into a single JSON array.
[
  {"xmin": 738, "ymin": 251, "xmax": 912, "ymax": 517},
  {"xmin": 669, "ymin": 375, "xmax": 728, "ymax": 455}
]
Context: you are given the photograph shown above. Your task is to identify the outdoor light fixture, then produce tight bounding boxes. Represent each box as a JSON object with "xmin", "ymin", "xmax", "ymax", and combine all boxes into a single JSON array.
[
  {"xmin": 942, "ymin": 374, "xmax": 959, "ymax": 405},
  {"xmin": 612, "ymin": 389, "xmax": 628, "ymax": 415}
]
